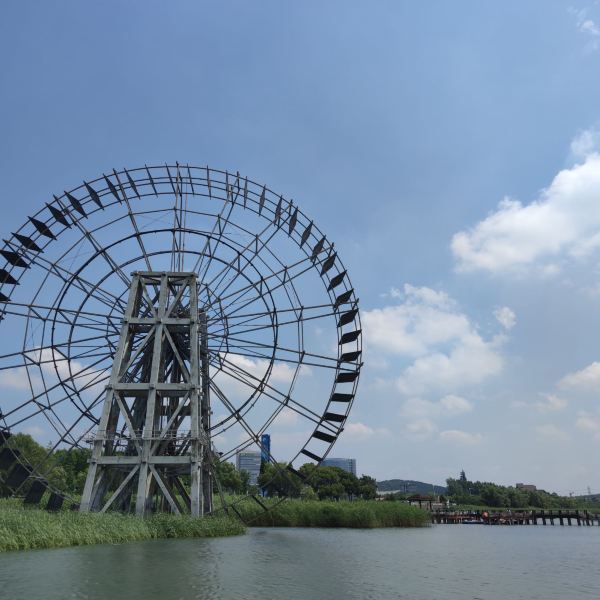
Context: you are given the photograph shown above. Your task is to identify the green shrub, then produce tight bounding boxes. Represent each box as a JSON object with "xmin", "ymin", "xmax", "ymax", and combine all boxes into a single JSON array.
[{"xmin": 232, "ymin": 498, "xmax": 429, "ymax": 528}]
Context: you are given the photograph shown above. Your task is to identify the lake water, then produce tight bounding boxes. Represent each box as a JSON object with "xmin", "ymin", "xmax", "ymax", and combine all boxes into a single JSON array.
[{"xmin": 1, "ymin": 525, "xmax": 599, "ymax": 600}]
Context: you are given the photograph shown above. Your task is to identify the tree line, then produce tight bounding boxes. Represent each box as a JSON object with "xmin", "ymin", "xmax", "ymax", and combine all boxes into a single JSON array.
[
  {"xmin": 216, "ymin": 459, "xmax": 376, "ymax": 500},
  {"xmin": 445, "ymin": 471, "xmax": 600, "ymax": 510},
  {"xmin": 2, "ymin": 433, "xmax": 377, "ymax": 502}
]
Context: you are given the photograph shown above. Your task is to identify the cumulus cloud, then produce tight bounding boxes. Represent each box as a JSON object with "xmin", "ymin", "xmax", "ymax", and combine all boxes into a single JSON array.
[
  {"xmin": 581, "ymin": 19, "xmax": 600, "ymax": 36},
  {"xmin": 0, "ymin": 367, "xmax": 34, "ymax": 390},
  {"xmin": 558, "ymin": 361, "xmax": 600, "ymax": 390},
  {"xmin": 396, "ymin": 332, "xmax": 503, "ymax": 395},
  {"xmin": 362, "ymin": 285, "xmax": 465, "ymax": 357},
  {"xmin": 405, "ymin": 418, "xmax": 438, "ymax": 439},
  {"xmin": 494, "ymin": 306, "xmax": 516, "ymax": 330},
  {"xmin": 575, "ymin": 413, "xmax": 600, "ymax": 436},
  {"xmin": 451, "ymin": 151, "xmax": 600, "ymax": 273},
  {"xmin": 570, "ymin": 7, "xmax": 600, "ymax": 51},
  {"xmin": 272, "ymin": 407, "xmax": 299, "ymax": 427},
  {"xmin": 363, "ymin": 284, "xmax": 504, "ymax": 396},
  {"xmin": 571, "ymin": 127, "xmax": 600, "ymax": 158},
  {"xmin": 342, "ymin": 422, "xmax": 389, "ymax": 441},
  {"xmin": 223, "ymin": 353, "xmax": 311, "ymax": 385},
  {"xmin": 401, "ymin": 394, "xmax": 473, "ymax": 418},
  {"xmin": 534, "ymin": 393, "xmax": 567, "ymax": 412},
  {"xmin": 535, "ymin": 424, "xmax": 569, "ymax": 441},
  {"xmin": 513, "ymin": 393, "xmax": 568, "ymax": 413},
  {"xmin": 22, "ymin": 425, "xmax": 45, "ymax": 438},
  {"xmin": 0, "ymin": 348, "xmax": 107, "ymax": 396},
  {"xmin": 439, "ymin": 429, "xmax": 482, "ymax": 445}
]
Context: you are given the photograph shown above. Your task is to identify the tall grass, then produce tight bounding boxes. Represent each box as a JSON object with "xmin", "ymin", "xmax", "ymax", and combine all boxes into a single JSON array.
[
  {"xmin": 0, "ymin": 499, "xmax": 245, "ymax": 552},
  {"xmin": 235, "ymin": 499, "xmax": 430, "ymax": 528}
]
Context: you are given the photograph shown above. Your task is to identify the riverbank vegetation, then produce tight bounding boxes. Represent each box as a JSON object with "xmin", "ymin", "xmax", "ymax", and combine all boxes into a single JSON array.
[
  {"xmin": 234, "ymin": 498, "xmax": 429, "ymax": 528},
  {"xmin": 257, "ymin": 462, "xmax": 377, "ymax": 500},
  {"xmin": 2, "ymin": 435, "xmax": 377, "ymax": 503},
  {"xmin": 381, "ymin": 470, "xmax": 600, "ymax": 511},
  {"xmin": 0, "ymin": 499, "xmax": 245, "ymax": 552},
  {"xmin": 382, "ymin": 471, "xmax": 600, "ymax": 512},
  {"xmin": 445, "ymin": 471, "xmax": 600, "ymax": 510}
]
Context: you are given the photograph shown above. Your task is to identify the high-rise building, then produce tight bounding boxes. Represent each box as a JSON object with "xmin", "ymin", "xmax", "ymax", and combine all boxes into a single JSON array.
[
  {"xmin": 236, "ymin": 450, "xmax": 262, "ymax": 485},
  {"xmin": 321, "ymin": 457, "xmax": 357, "ymax": 476}
]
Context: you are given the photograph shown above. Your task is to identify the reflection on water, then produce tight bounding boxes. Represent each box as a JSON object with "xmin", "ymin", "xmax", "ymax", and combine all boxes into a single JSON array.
[{"xmin": 1, "ymin": 526, "xmax": 599, "ymax": 600}]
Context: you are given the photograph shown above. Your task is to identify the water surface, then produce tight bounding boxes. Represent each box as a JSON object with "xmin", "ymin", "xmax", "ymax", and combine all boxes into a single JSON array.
[{"xmin": 1, "ymin": 526, "xmax": 599, "ymax": 599}]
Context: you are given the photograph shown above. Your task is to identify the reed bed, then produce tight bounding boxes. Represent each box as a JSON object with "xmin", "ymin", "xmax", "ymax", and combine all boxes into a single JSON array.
[
  {"xmin": 0, "ymin": 500, "xmax": 245, "ymax": 552},
  {"xmin": 236, "ymin": 499, "xmax": 430, "ymax": 528}
]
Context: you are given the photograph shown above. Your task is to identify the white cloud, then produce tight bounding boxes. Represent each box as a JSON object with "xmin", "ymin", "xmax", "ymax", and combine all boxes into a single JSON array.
[
  {"xmin": 362, "ymin": 285, "xmax": 466, "ymax": 357},
  {"xmin": 22, "ymin": 425, "xmax": 45, "ymax": 438},
  {"xmin": 570, "ymin": 7, "xmax": 600, "ymax": 51},
  {"xmin": 363, "ymin": 285, "xmax": 504, "ymax": 396},
  {"xmin": 535, "ymin": 424, "xmax": 569, "ymax": 441},
  {"xmin": 439, "ymin": 394, "xmax": 473, "ymax": 414},
  {"xmin": 534, "ymin": 393, "xmax": 567, "ymax": 413},
  {"xmin": 405, "ymin": 418, "xmax": 438, "ymax": 439},
  {"xmin": 571, "ymin": 127, "xmax": 600, "ymax": 158},
  {"xmin": 396, "ymin": 332, "xmax": 503, "ymax": 395},
  {"xmin": 1, "ymin": 347, "xmax": 107, "ymax": 397},
  {"xmin": 342, "ymin": 421, "xmax": 389, "ymax": 441},
  {"xmin": 0, "ymin": 367, "xmax": 34, "ymax": 390},
  {"xmin": 580, "ymin": 19, "xmax": 600, "ymax": 36},
  {"xmin": 272, "ymin": 407, "xmax": 299, "ymax": 427},
  {"xmin": 558, "ymin": 361, "xmax": 600, "ymax": 390},
  {"xmin": 494, "ymin": 306, "xmax": 516, "ymax": 330},
  {"xmin": 439, "ymin": 429, "xmax": 483, "ymax": 445},
  {"xmin": 575, "ymin": 413, "xmax": 600, "ymax": 435},
  {"xmin": 451, "ymin": 152, "xmax": 600, "ymax": 273},
  {"xmin": 514, "ymin": 393, "xmax": 568, "ymax": 413},
  {"xmin": 401, "ymin": 394, "xmax": 473, "ymax": 418},
  {"xmin": 224, "ymin": 353, "xmax": 311, "ymax": 385}
]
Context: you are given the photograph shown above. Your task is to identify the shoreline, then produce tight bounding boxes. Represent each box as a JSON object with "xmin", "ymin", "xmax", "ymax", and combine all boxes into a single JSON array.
[
  {"xmin": 0, "ymin": 499, "xmax": 429, "ymax": 553},
  {"xmin": 233, "ymin": 498, "xmax": 430, "ymax": 528},
  {"xmin": 0, "ymin": 504, "xmax": 245, "ymax": 553}
]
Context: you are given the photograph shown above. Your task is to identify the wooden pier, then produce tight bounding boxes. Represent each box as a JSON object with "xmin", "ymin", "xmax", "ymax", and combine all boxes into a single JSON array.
[{"xmin": 431, "ymin": 509, "xmax": 600, "ymax": 526}]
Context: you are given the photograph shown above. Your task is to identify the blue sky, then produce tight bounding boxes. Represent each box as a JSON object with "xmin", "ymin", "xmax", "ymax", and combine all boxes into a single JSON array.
[{"xmin": 3, "ymin": 1, "xmax": 600, "ymax": 492}]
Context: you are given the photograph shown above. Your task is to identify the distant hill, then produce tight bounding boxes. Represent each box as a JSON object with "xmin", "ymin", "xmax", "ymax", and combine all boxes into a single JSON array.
[{"xmin": 377, "ymin": 479, "xmax": 447, "ymax": 495}]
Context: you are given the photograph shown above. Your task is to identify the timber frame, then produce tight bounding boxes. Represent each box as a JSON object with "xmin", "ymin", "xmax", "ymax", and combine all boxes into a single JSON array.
[{"xmin": 79, "ymin": 272, "xmax": 213, "ymax": 516}]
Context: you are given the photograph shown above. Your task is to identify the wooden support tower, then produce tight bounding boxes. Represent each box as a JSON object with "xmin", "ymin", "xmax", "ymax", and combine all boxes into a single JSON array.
[{"xmin": 80, "ymin": 272, "xmax": 213, "ymax": 516}]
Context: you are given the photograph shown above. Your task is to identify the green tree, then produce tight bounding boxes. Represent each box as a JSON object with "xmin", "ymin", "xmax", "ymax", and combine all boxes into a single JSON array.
[
  {"xmin": 357, "ymin": 475, "xmax": 377, "ymax": 500},
  {"xmin": 258, "ymin": 462, "xmax": 302, "ymax": 497},
  {"xmin": 299, "ymin": 485, "xmax": 318, "ymax": 501},
  {"xmin": 214, "ymin": 460, "xmax": 243, "ymax": 494},
  {"xmin": 481, "ymin": 484, "xmax": 509, "ymax": 508},
  {"xmin": 53, "ymin": 447, "xmax": 91, "ymax": 493},
  {"xmin": 0, "ymin": 433, "xmax": 49, "ymax": 496},
  {"xmin": 239, "ymin": 469, "xmax": 250, "ymax": 494},
  {"xmin": 528, "ymin": 491, "xmax": 545, "ymax": 508},
  {"xmin": 304, "ymin": 466, "xmax": 344, "ymax": 500}
]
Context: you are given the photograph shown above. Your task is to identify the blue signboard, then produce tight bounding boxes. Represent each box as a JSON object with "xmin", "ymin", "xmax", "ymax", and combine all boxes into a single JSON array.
[{"xmin": 260, "ymin": 434, "xmax": 271, "ymax": 463}]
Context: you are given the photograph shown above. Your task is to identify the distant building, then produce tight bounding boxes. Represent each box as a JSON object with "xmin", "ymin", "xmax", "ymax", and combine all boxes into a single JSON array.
[
  {"xmin": 516, "ymin": 483, "xmax": 537, "ymax": 492},
  {"xmin": 321, "ymin": 457, "xmax": 357, "ymax": 476},
  {"xmin": 260, "ymin": 434, "xmax": 271, "ymax": 463},
  {"xmin": 236, "ymin": 450, "xmax": 261, "ymax": 485}
]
